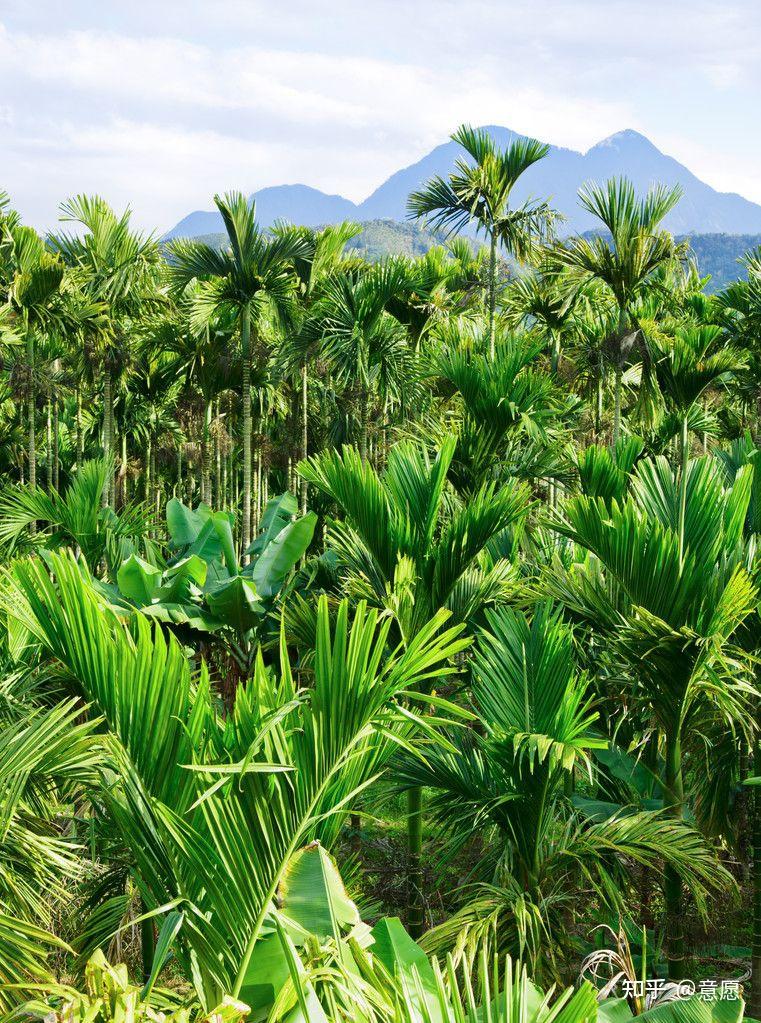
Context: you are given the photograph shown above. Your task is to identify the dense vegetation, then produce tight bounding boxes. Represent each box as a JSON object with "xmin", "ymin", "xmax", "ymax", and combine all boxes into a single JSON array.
[
  {"xmin": 1, "ymin": 124, "xmax": 760, "ymax": 1023},
  {"xmin": 187, "ymin": 224, "xmax": 759, "ymax": 291}
]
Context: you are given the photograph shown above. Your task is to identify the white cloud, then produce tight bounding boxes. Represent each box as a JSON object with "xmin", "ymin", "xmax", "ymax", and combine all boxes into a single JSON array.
[{"xmin": 0, "ymin": 2, "xmax": 759, "ymax": 231}]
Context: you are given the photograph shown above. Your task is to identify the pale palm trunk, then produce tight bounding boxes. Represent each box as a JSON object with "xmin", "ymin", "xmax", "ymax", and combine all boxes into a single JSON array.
[
  {"xmin": 488, "ymin": 232, "xmax": 497, "ymax": 361},
  {"xmin": 664, "ymin": 731, "xmax": 685, "ymax": 979},
  {"xmin": 46, "ymin": 396, "xmax": 53, "ymax": 493},
  {"xmin": 75, "ymin": 386, "xmax": 84, "ymax": 470},
  {"xmin": 300, "ymin": 362, "xmax": 309, "ymax": 515},
  {"xmin": 241, "ymin": 307, "xmax": 252, "ymax": 560},
  {"xmin": 53, "ymin": 398, "xmax": 60, "ymax": 492},
  {"xmin": 26, "ymin": 328, "xmax": 36, "ymax": 492},
  {"xmin": 102, "ymin": 366, "xmax": 113, "ymax": 507},
  {"xmin": 202, "ymin": 398, "xmax": 213, "ymax": 505}
]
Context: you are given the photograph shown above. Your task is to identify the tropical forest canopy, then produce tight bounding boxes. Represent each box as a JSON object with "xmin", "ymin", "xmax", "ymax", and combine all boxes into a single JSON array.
[{"xmin": 1, "ymin": 124, "xmax": 761, "ymax": 1023}]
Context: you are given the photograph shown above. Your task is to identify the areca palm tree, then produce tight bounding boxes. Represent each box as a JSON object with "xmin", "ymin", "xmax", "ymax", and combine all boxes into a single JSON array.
[
  {"xmin": 0, "ymin": 699, "xmax": 99, "ymax": 1013},
  {"xmin": 168, "ymin": 193, "xmax": 308, "ymax": 555},
  {"xmin": 273, "ymin": 220, "xmax": 361, "ymax": 512},
  {"xmin": 398, "ymin": 603, "xmax": 729, "ymax": 983},
  {"xmin": 3, "ymin": 225, "xmax": 65, "ymax": 492},
  {"xmin": 552, "ymin": 178, "xmax": 685, "ymax": 446},
  {"xmin": 313, "ymin": 257, "xmax": 412, "ymax": 463},
  {"xmin": 408, "ymin": 124, "xmax": 556, "ymax": 359},
  {"xmin": 300, "ymin": 437, "xmax": 533, "ymax": 936},
  {"xmin": 7, "ymin": 550, "xmax": 466, "ymax": 1006},
  {"xmin": 650, "ymin": 323, "xmax": 745, "ymax": 561},
  {"xmin": 550, "ymin": 453, "xmax": 757, "ymax": 978},
  {"xmin": 51, "ymin": 196, "xmax": 160, "ymax": 507}
]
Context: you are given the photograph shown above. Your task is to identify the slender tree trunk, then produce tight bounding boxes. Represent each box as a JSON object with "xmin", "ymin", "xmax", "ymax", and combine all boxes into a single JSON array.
[
  {"xmin": 140, "ymin": 905, "xmax": 155, "ymax": 985},
  {"xmin": 407, "ymin": 786, "xmax": 425, "ymax": 938},
  {"xmin": 300, "ymin": 362, "xmax": 308, "ymax": 515},
  {"xmin": 612, "ymin": 365, "xmax": 622, "ymax": 450},
  {"xmin": 202, "ymin": 398, "xmax": 213, "ymax": 505},
  {"xmin": 359, "ymin": 389, "xmax": 369, "ymax": 464},
  {"xmin": 121, "ymin": 432, "xmax": 128, "ymax": 506},
  {"xmin": 215, "ymin": 400, "xmax": 222, "ymax": 505},
  {"xmin": 241, "ymin": 308, "xmax": 252, "ymax": 560},
  {"xmin": 144, "ymin": 437, "xmax": 151, "ymax": 504},
  {"xmin": 664, "ymin": 731, "xmax": 685, "ymax": 979},
  {"xmin": 550, "ymin": 329, "xmax": 560, "ymax": 376},
  {"xmin": 53, "ymin": 398, "xmax": 60, "ymax": 492},
  {"xmin": 46, "ymin": 396, "xmax": 53, "ymax": 493},
  {"xmin": 26, "ymin": 329, "xmax": 36, "ymax": 492},
  {"xmin": 678, "ymin": 414, "xmax": 689, "ymax": 566},
  {"xmin": 76, "ymin": 385, "xmax": 84, "ymax": 471},
  {"xmin": 102, "ymin": 366, "xmax": 113, "ymax": 507},
  {"xmin": 488, "ymin": 232, "xmax": 497, "ymax": 361},
  {"xmin": 176, "ymin": 442, "xmax": 183, "ymax": 498}
]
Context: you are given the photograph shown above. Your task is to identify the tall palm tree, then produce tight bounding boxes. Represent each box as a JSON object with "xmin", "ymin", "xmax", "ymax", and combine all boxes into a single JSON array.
[
  {"xmin": 650, "ymin": 323, "xmax": 745, "ymax": 562},
  {"xmin": 168, "ymin": 193, "xmax": 308, "ymax": 555},
  {"xmin": 552, "ymin": 178, "xmax": 685, "ymax": 446},
  {"xmin": 273, "ymin": 220, "xmax": 360, "ymax": 512},
  {"xmin": 313, "ymin": 258, "xmax": 412, "ymax": 463},
  {"xmin": 408, "ymin": 124, "xmax": 556, "ymax": 359},
  {"xmin": 300, "ymin": 438, "xmax": 532, "ymax": 936},
  {"xmin": 4, "ymin": 226, "xmax": 65, "ymax": 493},
  {"xmin": 51, "ymin": 195, "xmax": 160, "ymax": 506}
]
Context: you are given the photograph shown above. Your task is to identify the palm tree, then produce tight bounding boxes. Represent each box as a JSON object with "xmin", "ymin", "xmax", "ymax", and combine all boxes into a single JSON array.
[
  {"xmin": 51, "ymin": 195, "xmax": 160, "ymax": 506},
  {"xmin": 400, "ymin": 603, "xmax": 730, "ymax": 983},
  {"xmin": 9, "ymin": 550, "xmax": 466, "ymax": 1005},
  {"xmin": 4, "ymin": 225, "xmax": 65, "ymax": 492},
  {"xmin": 0, "ymin": 699, "xmax": 98, "ymax": 1014},
  {"xmin": 313, "ymin": 257, "xmax": 412, "ymax": 463},
  {"xmin": 168, "ymin": 193, "xmax": 308, "ymax": 555},
  {"xmin": 649, "ymin": 323, "xmax": 745, "ymax": 562},
  {"xmin": 300, "ymin": 438, "xmax": 532, "ymax": 936},
  {"xmin": 408, "ymin": 124, "xmax": 556, "ymax": 359},
  {"xmin": 551, "ymin": 453, "xmax": 756, "ymax": 977},
  {"xmin": 273, "ymin": 220, "xmax": 361, "ymax": 512},
  {"xmin": 552, "ymin": 178, "xmax": 685, "ymax": 446},
  {"xmin": 0, "ymin": 457, "xmax": 152, "ymax": 573}
]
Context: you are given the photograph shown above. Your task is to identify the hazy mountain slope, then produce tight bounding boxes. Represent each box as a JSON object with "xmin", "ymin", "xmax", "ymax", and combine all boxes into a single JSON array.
[
  {"xmin": 163, "ymin": 185, "xmax": 357, "ymax": 240},
  {"xmin": 180, "ymin": 220, "xmax": 759, "ymax": 292},
  {"xmin": 163, "ymin": 126, "xmax": 761, "ymax": 240}
]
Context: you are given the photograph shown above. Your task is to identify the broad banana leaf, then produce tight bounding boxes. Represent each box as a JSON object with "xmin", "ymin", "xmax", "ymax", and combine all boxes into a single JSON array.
[
  {"xmin": 247, "ymin": 513, "xmax": 317, "ymax": 599},
  {"xmin": 600, "ymin": 995, "xmax": 743, "ymax": 1023},
  {"xmin": 116, "ymin": 554, "xmax": 162, "ymax": 605},
  {"xmin": 248, "ymin": 492, "xmax": 300, "ymax": 558},
  {"xmin": 240, "ymin": 843, "xmax": 362, "ymax": 1018},
  {"xmin": 206, "ymin": 575, "xmax": 261, "ymax": 636}
]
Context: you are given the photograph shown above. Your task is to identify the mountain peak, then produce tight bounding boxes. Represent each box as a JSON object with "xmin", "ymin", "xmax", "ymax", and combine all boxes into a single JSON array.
[{"xmin": 590, "ymin": 129, "xmax": 657, "ymax": 152}]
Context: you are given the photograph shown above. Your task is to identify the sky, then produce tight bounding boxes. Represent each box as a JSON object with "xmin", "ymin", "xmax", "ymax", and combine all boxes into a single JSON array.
[{"xmin": 1, "ymin": 0, "xmax": 759, "ymax": 234}]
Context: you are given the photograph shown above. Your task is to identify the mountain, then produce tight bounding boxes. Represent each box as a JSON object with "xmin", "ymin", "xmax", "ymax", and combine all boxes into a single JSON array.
[
  {"xmin": 162, "ymin": 184, "xmax": 357, "ymax": 240},
  {"xmin": 163, "ymin": 127, "xmax": 761, "ymax": 241}
]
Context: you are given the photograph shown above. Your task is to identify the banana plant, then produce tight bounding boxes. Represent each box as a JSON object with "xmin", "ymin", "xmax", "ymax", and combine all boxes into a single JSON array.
[{"xmin": 109, "ymin": 491, "xmax": 317, "ymax": 666}]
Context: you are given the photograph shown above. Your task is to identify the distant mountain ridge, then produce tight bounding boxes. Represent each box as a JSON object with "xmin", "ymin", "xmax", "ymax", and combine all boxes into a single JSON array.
[
  {"xmin": 190, "ymin": 220, "xmax": 761, "ymax": 294},
  {"xmin": 163, "ymin": 126, "xmax": 761, "ymax": 240}
]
